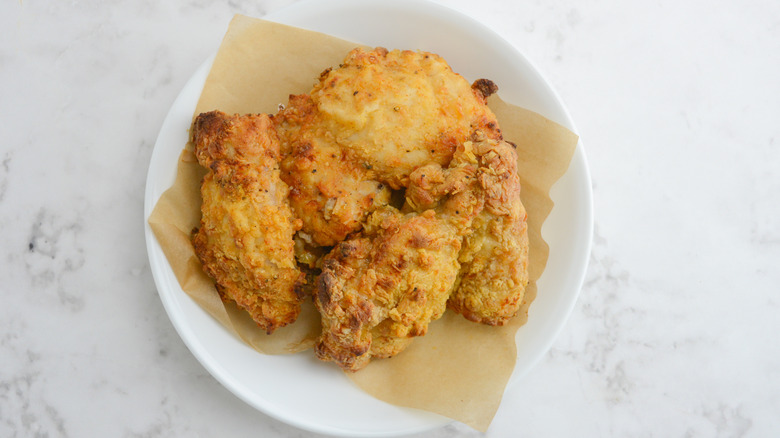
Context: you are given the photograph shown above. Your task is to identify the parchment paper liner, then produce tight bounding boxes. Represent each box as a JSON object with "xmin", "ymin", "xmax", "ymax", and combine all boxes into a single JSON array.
[{"xmin": 148, "ymin": 15, "xmax": 579, "ymax": 431}]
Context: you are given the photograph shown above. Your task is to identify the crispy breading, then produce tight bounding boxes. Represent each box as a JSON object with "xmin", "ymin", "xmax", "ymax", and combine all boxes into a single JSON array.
[
  {"xmin": 312, "ymin": 48, "xmax": 502, "ymax": 188},
  {"xmin": 191, "ymin": 111, "xmax": 305, "ymax": 334},
  {"xmin": 275, "ymin": 94, "xmax": 391, "ymax": 247},
  {"xmin": 314, "ymin": 207, "xmax": 462, "ymax": 371},
  {"xmin": 448, "ymin": 136, "xmax": 529, "ymax": 325},
  {"xmin": 406, "ymin": 132, "xmax": 529, "ymax": 326},
  {"xmin": 273, "ymin": 48, "xmax": 500, "ymax": 247}
]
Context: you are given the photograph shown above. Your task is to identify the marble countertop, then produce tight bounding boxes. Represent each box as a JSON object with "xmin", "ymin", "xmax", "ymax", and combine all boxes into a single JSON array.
[{"xmin": 2, "ymin": 0, "xmax": 778, "ymax": 436}]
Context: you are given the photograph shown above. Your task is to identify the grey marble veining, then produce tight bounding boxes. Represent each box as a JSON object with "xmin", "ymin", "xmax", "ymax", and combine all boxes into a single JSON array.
[{"xmin": 1, "ymin": 0, "xmax": 778, "ymax": 436}]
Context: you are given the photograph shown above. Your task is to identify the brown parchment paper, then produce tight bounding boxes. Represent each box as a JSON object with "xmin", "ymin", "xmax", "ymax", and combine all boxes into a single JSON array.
[{"xmin": 148, "ymin": 14, "xmax": 579, "ymax": 431}]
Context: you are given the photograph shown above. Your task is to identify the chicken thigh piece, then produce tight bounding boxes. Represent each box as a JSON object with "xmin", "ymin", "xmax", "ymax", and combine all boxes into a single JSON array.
[
  {"xmin": 405, "ymin": 132, "xmax": 530, "ymax": 326},
  {"xmin": 448, "ymin": 136, "xmax": 529, "ymax": 325},
  {"xmin": 314, "ymin": 207, "xmax": 462, "ymax": 371},
  {"xmin": 191, "ymin": 111, "xmax": 305, "ymax": 333}
]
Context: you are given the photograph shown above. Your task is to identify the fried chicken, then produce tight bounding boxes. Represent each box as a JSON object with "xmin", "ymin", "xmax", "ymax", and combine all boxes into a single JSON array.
[
  {"xmin": 275, "ymin": 94, "xmax": 391, "ymax": 247},
  {"xmin": 449, "ymin": 136, "xmax": 529, "ymax": 325},
  {"xmin": 406, "ymin": 132, "xmax": 530, "ymax": 326},
  {"xmin": 191, "ymin": 111, "xmax": 305, "ymax": 333},
  {"xmin": 314, "ymin": 207, "xmax": 462, "ymax": 371},
  {"xmin": 188, "ymin": 47, "xmax": 529, "ymax": 367},
  {"xmin": 273, "ymin": 48, "xmax": 501, "ymax": 247},
  {"xmin": 312, "ymin": 48, "xmax": 502, "ymax": 188}
]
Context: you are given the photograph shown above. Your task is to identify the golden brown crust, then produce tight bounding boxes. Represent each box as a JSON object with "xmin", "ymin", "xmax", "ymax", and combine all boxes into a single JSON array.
[
  {"xmin": 191, "ymin": 111, "xmax": 304, "ymax": 334},
  {"xmin": 314, "ymin": 207, "xmax": 461, "ymax": 371},
  {"xmin": 403, "ymin": 132, "xmax": 529, "ymax": 325},
  {"xmin": 448, "ymin": 135, "xmax": 529, "ymax": 325},
  {"xmin": 311, "ymin": 48, "xmax": 502, "ymax": 188},
  {"xmin": 275, "ymin": 94, "xmax": 391, "ymax": 247},
  {"xmin": 273, "ymin": 47, "xmax": 502, "ymax": 249}
]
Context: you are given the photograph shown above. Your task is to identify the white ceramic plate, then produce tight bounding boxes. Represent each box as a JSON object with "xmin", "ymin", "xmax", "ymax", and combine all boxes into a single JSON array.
[{"xmin": 144, "ymin": 0, "xmax": 592, "ymax": 435}]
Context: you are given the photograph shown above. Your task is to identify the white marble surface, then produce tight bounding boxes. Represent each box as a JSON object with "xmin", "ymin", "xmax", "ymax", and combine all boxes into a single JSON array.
[{"xmin": 1, "ymin": 0, "xmax": 778, "ymax": 436}]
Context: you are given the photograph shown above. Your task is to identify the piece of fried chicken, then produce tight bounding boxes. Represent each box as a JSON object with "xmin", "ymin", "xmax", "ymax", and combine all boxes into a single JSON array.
[
  {"xmin": 191, "ymin": 111, "xmax": 305, "ymax": 333},
  {"xmin": 274, "ymin": 94, "xmax": 391, "ymax": 247},
  {"xmin": 273, "ymin": 47, "xmax": 501, "ymax": 247},
  {"xmin": 314, "ymin": 207, "xmax": 462, "ymax": 371},
  {"xmin": 312, "ymin": 47, "xmax": 502, "ymax": 188},
  {"xmin": 406, "ymin": 132, "xmax": 530, "ymax": 326}
]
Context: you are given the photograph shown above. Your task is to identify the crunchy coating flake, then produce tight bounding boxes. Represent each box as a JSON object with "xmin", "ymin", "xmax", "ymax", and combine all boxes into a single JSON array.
[{"xmin": 191, "ymin": 111, "xmax": 305, "ymax": 334}]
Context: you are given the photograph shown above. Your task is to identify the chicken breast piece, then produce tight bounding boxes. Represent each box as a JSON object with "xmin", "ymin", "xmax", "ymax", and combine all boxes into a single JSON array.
[
  {"xmin": 191, "ymin": 111, "xmax": 305, "ymax": 333},
  {"xmin": 312, "ymin": 47, "xmax": 502, "ymax": 188},
  {"xmin": 272, "ymin": 48, "xmax": 500, "ymax": 247},
  {"xmin": 314, "ymin": 207, "xmax": 462, "ymax": 371}
]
